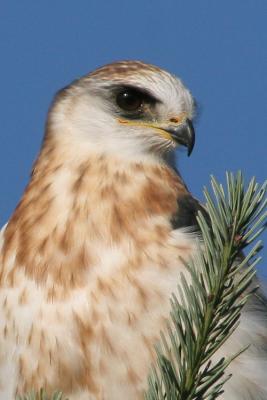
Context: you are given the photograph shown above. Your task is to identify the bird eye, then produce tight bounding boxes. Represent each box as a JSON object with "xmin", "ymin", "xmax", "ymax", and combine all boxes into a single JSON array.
[{"xmin": 116, "ymin": 89, "xmax": 143, "ymax": 112}]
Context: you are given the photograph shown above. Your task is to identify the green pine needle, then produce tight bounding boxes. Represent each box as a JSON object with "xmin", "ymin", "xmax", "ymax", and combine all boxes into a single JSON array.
[{"xmin": 16, "ymin": 389, "xmax": 67, "ymax": 400}]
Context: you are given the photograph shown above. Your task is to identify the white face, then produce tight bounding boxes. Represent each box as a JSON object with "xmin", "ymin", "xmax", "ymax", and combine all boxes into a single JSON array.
[{"xmin": 49, "ymin": 61, "xmax": 195, "ymax": 160}]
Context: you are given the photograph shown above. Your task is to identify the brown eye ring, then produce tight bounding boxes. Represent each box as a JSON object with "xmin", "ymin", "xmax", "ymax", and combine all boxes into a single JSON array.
[{"xmin": 116, "ymin": 89, "xmax": 144, "ymax": 112}]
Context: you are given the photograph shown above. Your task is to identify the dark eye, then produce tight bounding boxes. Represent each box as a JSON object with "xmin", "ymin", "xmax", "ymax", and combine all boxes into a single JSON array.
[{"xmin": 116, "ymin": 89, "xmax": 143, "ymax": 112}]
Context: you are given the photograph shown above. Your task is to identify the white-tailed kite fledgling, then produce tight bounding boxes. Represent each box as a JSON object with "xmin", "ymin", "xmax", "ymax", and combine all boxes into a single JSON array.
[{"xmin": 0, "ymin": 61, "xmax": 266, "ymax": 399}]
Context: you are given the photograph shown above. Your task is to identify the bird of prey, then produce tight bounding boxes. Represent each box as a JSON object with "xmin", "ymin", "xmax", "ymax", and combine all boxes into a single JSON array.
[{"xmin": 0, "ymin": 61, "xmax": 266, "ymax": 400}]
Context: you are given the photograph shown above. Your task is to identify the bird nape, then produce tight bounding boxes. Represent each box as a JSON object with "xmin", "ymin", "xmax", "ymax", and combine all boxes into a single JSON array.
[{"xmin": 0, "ymin": 61, "xmax": 266, "ymax": 400}]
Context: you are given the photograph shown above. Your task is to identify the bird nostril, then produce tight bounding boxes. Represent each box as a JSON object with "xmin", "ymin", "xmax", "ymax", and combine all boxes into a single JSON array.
[{"xmin": 169, "ymin": 117, "xmax": 179, "ymax": 123}]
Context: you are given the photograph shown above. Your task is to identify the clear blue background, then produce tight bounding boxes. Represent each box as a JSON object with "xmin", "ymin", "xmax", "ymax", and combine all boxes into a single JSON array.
[{"xmin": 0, "ymin": 1, "xmax": 266, "ymax": 277}]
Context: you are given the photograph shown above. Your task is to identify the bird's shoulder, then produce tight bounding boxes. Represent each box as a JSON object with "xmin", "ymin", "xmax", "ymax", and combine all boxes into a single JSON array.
[{"xmin": 170, "ymin": 193, "xmax": 210, "ymax": 232}]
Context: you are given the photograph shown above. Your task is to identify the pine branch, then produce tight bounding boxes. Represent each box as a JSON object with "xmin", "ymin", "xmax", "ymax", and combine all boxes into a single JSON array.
[{"xmin": 145, "ymin": 172, "xmax": 267, "ymax": 400}]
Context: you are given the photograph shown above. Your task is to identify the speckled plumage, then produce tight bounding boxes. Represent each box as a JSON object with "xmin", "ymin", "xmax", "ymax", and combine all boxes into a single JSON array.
[{"xmin": 0, "ymin": 61, "xmax": 266, "ymax": 399}]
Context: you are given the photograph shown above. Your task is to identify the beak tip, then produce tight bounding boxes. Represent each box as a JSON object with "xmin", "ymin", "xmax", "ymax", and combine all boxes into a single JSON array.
[{"xmin": 186, "ymin": 118, "xmax": 195, "ymax": 157}]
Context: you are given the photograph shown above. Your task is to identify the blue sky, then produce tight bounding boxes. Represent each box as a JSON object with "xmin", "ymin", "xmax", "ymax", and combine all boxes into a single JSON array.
[{"xmin": 0, "ymin": 1, "xmax": 266, "ymax": 276}]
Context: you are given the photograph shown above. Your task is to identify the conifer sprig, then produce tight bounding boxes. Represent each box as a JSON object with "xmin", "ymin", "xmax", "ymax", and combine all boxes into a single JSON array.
[{"xmin": 145, "ymin": 172, "xmax": 267, "ymax": 400}]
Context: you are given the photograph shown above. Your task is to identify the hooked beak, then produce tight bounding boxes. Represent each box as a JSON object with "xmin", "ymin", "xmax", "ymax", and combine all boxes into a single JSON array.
[{"xmin": 164, "ymin": 119, "xmax": 195, "ymax": 156}]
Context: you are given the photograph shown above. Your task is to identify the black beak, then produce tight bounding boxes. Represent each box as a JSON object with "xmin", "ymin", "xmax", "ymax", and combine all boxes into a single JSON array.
[{"xmin": 165, "ymin": 119, "xmax": 195, "ymax": 156}]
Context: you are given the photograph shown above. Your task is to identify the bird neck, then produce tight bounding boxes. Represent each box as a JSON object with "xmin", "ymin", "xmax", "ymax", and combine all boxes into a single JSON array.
[{"xmin": 2, "ymin": 134, "xmax": 188, "ymax": 291}]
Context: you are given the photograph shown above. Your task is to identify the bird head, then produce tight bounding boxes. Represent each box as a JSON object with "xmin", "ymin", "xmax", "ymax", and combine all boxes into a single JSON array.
[{"xmin": 48, "ymin": 61, "xmax": 195, "ymax": 160}]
